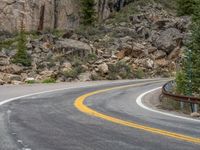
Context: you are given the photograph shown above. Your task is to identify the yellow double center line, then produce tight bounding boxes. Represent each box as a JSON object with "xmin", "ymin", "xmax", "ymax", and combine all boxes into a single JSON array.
[{"xmin": 74, "ymin": 82, "xmax": 200, "ymax": 144}]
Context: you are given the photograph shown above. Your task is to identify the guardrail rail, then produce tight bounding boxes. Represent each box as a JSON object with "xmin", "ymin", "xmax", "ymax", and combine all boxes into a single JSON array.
[{"xmin": 162, "ymin": 81, "xmax": 200, "ymax": 104}]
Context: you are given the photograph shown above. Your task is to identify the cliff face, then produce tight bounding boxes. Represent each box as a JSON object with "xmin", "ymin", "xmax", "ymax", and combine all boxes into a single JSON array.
[
  {"xmin": 0, "ymin": 0, "xmax": 130, "ymax": 33},
  {"xmin": 0, "ymin": 0, "xmax": 79, "ymax": 32}
]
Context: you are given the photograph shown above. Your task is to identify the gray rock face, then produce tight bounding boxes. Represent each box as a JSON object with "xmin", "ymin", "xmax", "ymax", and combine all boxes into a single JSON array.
[
  {"xmin": 0, "ymin": 0, "xmax": 79, "ymax": 32},
  {"xmin": 151, "ymin": 28, "xmax": 183, "ymax": 53},
  {"xmin": 0, "ymin": 0, "xmax": 129, "ymax": 33}
]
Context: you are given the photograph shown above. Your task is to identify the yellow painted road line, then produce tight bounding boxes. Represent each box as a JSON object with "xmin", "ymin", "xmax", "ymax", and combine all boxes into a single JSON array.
[{"xmin": 74, "ymin": 82, "xmax": 200, "ymax": 144}]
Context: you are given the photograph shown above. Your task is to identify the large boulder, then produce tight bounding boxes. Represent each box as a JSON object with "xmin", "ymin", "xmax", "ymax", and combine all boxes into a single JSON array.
[
  {"xmin": 61, "ymin": 61, "xmax": 72, "ymax": 72},
  {"xmin": 0, "ymin": 52, "xmax": 10, "ymax": 65},
  {"xmin": 36, "ymin": 70, "xmax": 55, "ymax": 81},
  {"xmin": 98, "ymin": 63, "xmax": 109, "ymax": 74},
  {"xmin": 55, "ymin": 39, "xmax": 91, "ymax": 56},
  {"xmin": 78, "ymin": 72, "xmax": 91, "ymax": 82},
  {"xmin": 2, "ymin": 73, "xmax": 21, "ymax": 83},
  {"xmin": 154, "ymin": 50, "xmax": 167, "ymax": 59},
  {"xmin": 151, "ymin": 28, "xmax": 183, "ymax": 54},
  {"xmin": 0, "ymin": 64, "xmax": 23, "ymax": 74},
  {"xmin": 191, "ymin": 112, "xmax": 200, "ymax": 118}
]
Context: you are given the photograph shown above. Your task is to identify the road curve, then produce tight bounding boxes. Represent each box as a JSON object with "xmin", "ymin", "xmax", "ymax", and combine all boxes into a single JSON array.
[{"xmin": 0, "ymin": 79, "xmax": 199, "ymax": 150}]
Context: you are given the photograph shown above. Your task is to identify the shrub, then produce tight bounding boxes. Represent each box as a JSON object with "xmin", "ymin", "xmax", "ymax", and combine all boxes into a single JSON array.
[
  {"xmin": 85, "ymin": 53, "xmax": 98, "ymax": 63},
  {"xmin": 51, "ymin": 29, "xmax": 65, "ymax": 37},
  {"xmin": 42, "ymin": 78, "xmax": 56, "ymax": 83},
  {"xmin": 26, "ymin": 80, "xmax": 36, "ymax": 84},
  {"xmin": 108, "ymin": 61, "xmax": 132, "ymax": 80},
  {"xmin": 64, "ymin": 57, "xmax": 86, "ymax": 79},
  {"xmin": 135, "ymin": 68, "xmax": 145, "ymax": 79},
  {"xmin": 64, "ymin": 68, "xmax": 79, "ymax": 79}
]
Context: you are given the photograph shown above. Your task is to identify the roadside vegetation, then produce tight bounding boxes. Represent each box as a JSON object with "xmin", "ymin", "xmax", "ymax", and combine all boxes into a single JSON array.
[
  {"xmin": 63, "ymin": 57, "xmax": 86, "ymax": 80},
  {"xmin": 175, "ymin": 0, "xmax": 200, "ymax": 98},
  {"xmin": 108, "ymin": 61, "xmax": 133, "ymax": 80},
  {"xmin": 42, "ymin": 78, "xmax": 56, "ymax": 83}
]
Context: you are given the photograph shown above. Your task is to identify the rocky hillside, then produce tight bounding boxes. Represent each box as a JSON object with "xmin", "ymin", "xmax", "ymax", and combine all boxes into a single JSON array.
[{"xmin": 0, "ymin": 1, "xmax": 191, "ymax": 85}]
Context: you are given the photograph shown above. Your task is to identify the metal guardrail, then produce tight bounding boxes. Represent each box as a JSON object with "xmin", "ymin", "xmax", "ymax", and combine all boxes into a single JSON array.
[{"xmin": 162, "ymin": 81, "xmax": 200, "ymax": 105}]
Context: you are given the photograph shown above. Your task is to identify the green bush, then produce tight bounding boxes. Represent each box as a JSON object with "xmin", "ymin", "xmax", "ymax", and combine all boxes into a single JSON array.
[
  {"xmin": 64, "ymin": 68, "xmax": 79, "ymax": 79},
  {"xmin": 42, "ymin": 78, "xmax": 56, "ymax": 83},
  {"xmin": 64, "ymin": 57, "xmax": 86, "ymax": 79},
  {"xmin": 13, "ymin": 31, "xmax": 31, "ymax": 66},
  {"xmin": 26, "ymin": 80, "xmax": 36, "ymax": 84},
  {"xmin": 51, "ymin": 29, "xmax": 65, "ymax": 37},
  {"xmin": 108, "ymin": 61, "xmax": 132, "ymax": 80},
  {"xmin": 85, "ymin": 53, "xmax": 98, "ymax": 63},
  {"xmin": 135, "ymin": 68, "xmax": 145, "ymax": 79}
]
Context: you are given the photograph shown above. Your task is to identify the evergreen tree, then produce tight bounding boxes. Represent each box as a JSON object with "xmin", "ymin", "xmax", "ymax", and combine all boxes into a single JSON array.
[
  {"xmin": 176, "ymin": 0, "xmax": 200, "ymax": 96},
  {"xmin": 13, "ymin": 31, "xmax": 31, "ymax": 66},
  {"xmin": 176, "ymin": 0, "xmax": 196, "ymax": 16},
  {"xmin": 80, "ymin": 0, "xmax": 96, "ymax": 26}
]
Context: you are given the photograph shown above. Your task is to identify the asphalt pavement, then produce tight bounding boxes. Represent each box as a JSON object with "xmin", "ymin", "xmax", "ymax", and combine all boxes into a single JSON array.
[{"xmin": 0, "ymin": 79, "xmax": 199, "ymax": 150}]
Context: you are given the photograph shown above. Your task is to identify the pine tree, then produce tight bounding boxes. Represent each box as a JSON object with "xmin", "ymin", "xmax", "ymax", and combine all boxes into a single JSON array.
[
  {"xmin": 176, "ymin": 0, "xmax": 196, "ymax": 16},
  {"xmin": 13, "ymin": 31, "xmax": 31, "ymax": 66},
  {"xmin": 80, "ymin": 0, "xmax": 96, "ymax": 26},
  {"xmin": 176, "ymin": 0, "xmax": 200, "ymax": 96}
]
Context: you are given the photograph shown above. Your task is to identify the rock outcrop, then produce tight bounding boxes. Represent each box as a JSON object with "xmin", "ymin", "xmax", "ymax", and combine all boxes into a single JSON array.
[
  {"xmin": 0, "ymin": 0, "xmax": 80, "ymax": 32},
  {"xmin": 0, "ymin": 0, "xmax": 130, "ymax": 33}
]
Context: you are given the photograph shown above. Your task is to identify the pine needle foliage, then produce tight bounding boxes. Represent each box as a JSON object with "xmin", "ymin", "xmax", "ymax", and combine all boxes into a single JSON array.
[
  {"xmin": 176, "ymin": 0, "xmax": 200, "ymax": 96},
  {"xmin": 80, "ymin": 0, "xmax": 96, "ymax": 26},
  {"xmin": 13, "ymin": 31, "xmax": 31, "ymax": 66}
]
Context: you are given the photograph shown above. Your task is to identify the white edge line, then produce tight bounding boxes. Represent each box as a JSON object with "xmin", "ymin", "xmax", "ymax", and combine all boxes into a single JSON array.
[
  {"xmin": 0, "ymin": 79, "xmax": 158, "ymax": 106},
  {"xmin": 136, "ymin": 87, "xmax": 200, "ymax": 123}
]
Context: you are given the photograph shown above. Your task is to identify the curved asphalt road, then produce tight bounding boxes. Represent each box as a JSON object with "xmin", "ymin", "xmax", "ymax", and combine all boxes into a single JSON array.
[{"xmin": 0, "ymin": 79, "xmax": 199, "ymax": 150}]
